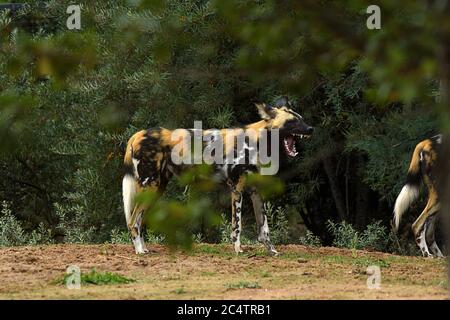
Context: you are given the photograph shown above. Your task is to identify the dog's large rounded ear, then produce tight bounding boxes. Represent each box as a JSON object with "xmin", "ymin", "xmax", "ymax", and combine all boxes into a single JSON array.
[
  {"xmin": 255, "ymin": 103, "xmax": 276, "ymax": 120},
  {"xmin": 274, "ymin": 96, "xmax": 289, "ymax": 108}
]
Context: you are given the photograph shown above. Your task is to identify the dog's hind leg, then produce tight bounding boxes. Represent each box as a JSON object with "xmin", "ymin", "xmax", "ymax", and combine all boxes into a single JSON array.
[
  {"xmin": 250, "ymin": 190, "xmax": 278, "ymax": 256},
  {"xmin": 429, "ymin": 241, "xmax": 444, "ymax": 258},
  {"xmin": 122, "ymin": 174, "xmax": 147, "ymax": 254},
  {"xmin": 127, "ymin": 184, "xmax": 164, "ymax": 254},
  {"xmin": 128, "ymin": 201, "xmax": 150, "ymax": 254},
  {"xmin": 412, "ymin": 192, "xmax": 440, "ymax": 257},
  {"xmin": 425, "ymin": 213, "xmax": 444, "ymax": 258},
  {"xmin": 415, "ymin": 223, "xmax": 432, "ymax": 257}
]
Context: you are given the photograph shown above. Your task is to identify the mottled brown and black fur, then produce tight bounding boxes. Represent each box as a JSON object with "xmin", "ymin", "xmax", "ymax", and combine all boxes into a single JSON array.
[
  {"xmin": 122, "ymin": 97, "xmax": 314, "ymax": 255},
  {"xmin": 392, "ymin": 134, "xmax": 444, "ymax": 257}
]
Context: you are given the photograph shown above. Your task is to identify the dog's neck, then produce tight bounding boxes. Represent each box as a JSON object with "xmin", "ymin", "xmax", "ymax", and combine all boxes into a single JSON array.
[{"xmin": 245, "ymin": 120, "xmax": 269, "ymax": 131}]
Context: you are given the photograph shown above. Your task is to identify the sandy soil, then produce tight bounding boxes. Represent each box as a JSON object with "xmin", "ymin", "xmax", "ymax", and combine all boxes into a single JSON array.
[{"xmin": 0, "ymin": 243, "xmax": 447, "ymax": 299}]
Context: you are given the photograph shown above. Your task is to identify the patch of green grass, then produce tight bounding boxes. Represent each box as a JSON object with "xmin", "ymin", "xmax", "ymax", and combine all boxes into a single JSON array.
[
  {"xmin": 241, "ymin": 250, "xmax": 267, "ymax": 259},
  {"xmin": 225, "ymin": 281, "xmax": 261, "ymax": 290},
  {"xmin": 276, "ymin": 252, "xmax": 300, "ymax": 260},
  {"xmin": 322, "ymin": 255, "xmax": 348, "ymax": 264},
  {"xmin": 278, "ymin": 251, "xmax": 317, "ymax": 261},
  {"xmin": 384, "ymin": 276, "xmax": 448, "ymax": 287},
  {"xmin": 261, "ymin": 271, "xmax": 271, "ymax": 278},
  {"xmin": 55, "ymin": 269, "xmax": 135, "ymax": 286},
  {"xmin": 193, "ymin": 243, "xmax": 230, "ymax": 255},
  {"xmin": 174, "ymin": 287, "xmax": 186, "ymax": 294},
  {"xmin": 353, "ymin": 257, "xmax": 390, "ymax": 268},
  {"xmin": 438, "ymin": 280, "xmax": 449, "ymax": 290},
  {"xmin": 319, "ymin": 254, "xmax": 390, "ymax": 268}
]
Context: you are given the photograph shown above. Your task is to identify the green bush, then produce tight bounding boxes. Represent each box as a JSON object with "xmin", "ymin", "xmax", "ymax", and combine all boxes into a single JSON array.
[
  {"xmin": 55, "ymin": 203, "xmax": 96, "ymax": 244},
  {"xmin": 299, "ymin": 230, "xmax": 322, "ymax": 247},
  {"xmin": 265, "ymin": 203, "xmax": 290, "ymax": 245},
  {"xmin": 0, "ymin": 201, "xmax": 54, "ymax": 246},
  {"xmin": 146, "ymin": 229, "xmax": 166, "ymax": 245},
  {"xmin": 360, "ymin": 221, "xmax": 390, "ymax": 251},
  {"xmin": 28, "ymin": 223, "xmax": 54, "ymax": 245},
  {"xmin": 327, "ymin": 220, "xmax": 389, "ymax": 252},
  {"xmin": 110, "ymin": 227, "xmax": 130, "ymax": 245},
  {"xmin": 0, "ymin": 201, "xmax": 27, "ymax": 246}
]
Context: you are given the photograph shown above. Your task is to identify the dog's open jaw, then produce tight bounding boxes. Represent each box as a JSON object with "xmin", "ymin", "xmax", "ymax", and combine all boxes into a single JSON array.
[{"xmin": 283, "ymin": 133, "xmax": 310, "ymax": 157}]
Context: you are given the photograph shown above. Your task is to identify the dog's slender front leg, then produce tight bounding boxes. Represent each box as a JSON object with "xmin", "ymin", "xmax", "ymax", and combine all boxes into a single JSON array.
[
  {"xmin": 228, "ymin": 178, "xmax": 245, "ymax": 254},
  {"xmin": 250, "ymin": 191, "xmax": 278, "ymax": 256}
]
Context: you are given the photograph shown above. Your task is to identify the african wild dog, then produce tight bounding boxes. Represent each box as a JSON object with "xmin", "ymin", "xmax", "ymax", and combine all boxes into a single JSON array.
[
  {"xmin": 392, "ymin": 134, "xmax": 444, "ymax": 257},
  {"xmin": 122, "ymin": 96, "xmax": 314, "ymax": 255}
]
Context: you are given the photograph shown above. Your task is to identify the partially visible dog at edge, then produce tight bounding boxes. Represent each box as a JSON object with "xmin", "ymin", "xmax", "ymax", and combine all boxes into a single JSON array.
[
  {"xmin": 122, "ymin": 97, "xmax": 314, "ymax": 255},
  {"xmin": 392, "ymin": 134, "xmax": 445, "ymax": 257}
]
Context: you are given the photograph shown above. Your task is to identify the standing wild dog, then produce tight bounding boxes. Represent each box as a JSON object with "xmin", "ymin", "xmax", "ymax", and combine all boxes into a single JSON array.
[
  {"xmin": 392, "ymin": 134, "xmax": 444, "ymax": 257},
  {"xmin": 122, "ymin": 96, "xmax": 314, "ymax": 255}
]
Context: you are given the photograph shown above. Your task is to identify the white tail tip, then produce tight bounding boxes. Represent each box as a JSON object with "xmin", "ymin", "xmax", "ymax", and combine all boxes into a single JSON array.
[
  {"xmin": 393, "ymin": 184, "xmax": 419, "ymax": 231},
  {"xmin": 122, "ymin": 174, "xmax": 136, "ymax": 225}
]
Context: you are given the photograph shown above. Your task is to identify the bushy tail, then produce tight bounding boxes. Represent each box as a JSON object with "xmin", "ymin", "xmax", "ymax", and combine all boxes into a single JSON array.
[
  {"xmin": 122, "ymin": 174, "xmax": 136, "ymax": 225},
  {"xmin": 392, "ymin": 142, "xmax": 424, "ymax": 231},
  {"xmin": 122, "ymin": 135, "xmax": 137, "ymax": 225}
]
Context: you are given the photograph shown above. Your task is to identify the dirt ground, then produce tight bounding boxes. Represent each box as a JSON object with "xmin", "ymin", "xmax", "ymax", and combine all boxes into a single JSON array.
[{"xmin": 0, "ymin": 243, "xmax": 447, "ymax": 299}]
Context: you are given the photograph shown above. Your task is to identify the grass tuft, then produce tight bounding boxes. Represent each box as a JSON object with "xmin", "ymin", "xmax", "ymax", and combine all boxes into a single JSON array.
[
  {"xmin": 225, "ymin": 281, "xmax": 261, "ymax": 290},
  {"xmin": 174, "ymin": 287, "xmax": 186, "ymax": 294},
  {"xmin": 55, "ymin": 269, "xmax": 135, "ymax": 286}
]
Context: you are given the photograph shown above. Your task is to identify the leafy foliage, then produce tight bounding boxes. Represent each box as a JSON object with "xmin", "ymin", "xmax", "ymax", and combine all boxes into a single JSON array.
[
  {"xmin": 58, "ymin": 269, "xmax": 135, "ymax": 286},
  {"xmin": 0, "ymin": 201, "xmax": 53, "ymax": 246},
  {"xmin": 0, "ymin": 0, "xmax": 445, "ymax": 254},
  {"xmin": 327, "ymin": 220, "xmax": 389, "ymax": 251},
  {"xmin": 109, "ymin": 227, "xmax": 131, "ymax": 245},
  {"xmin": 0, "ymin": 201, "xmax": 27, "ymax": 246},
  {"xmin": 78, "ymin": 269, "xmax": 135, "ymax": 285},
  {"xmin": 299, "ymin": 230, "xmax": 322, "ymax": 247},
  {"xmin": 265, "ymin": 202, "xmax": 290, "ymax": 245}
]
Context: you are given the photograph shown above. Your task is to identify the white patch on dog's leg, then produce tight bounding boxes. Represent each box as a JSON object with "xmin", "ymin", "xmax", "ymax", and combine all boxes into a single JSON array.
[
  {"xmin": 417, "ymin": 227, "xmax": 432, "ymax": 257},
  {"xmin": 424, "ymin": 215, "xmax": 443, "ymax": 258},
  {"xmin": 139, "ymin": 237, "xmax": 148, "ymax": 253},
  {"xmin": 234, "ymin": 239, "xmax": 242, "ymax": 254},
  {"xmin": 258, "ymin": 214, "xmax": 278, "ymax": 256},
  {"xmin": 232, "ymin": 195, "xmax": 243, "ymax": 254},
  {"xmin": 131, "ymin": 212, "xmax": 148, "ymax": 255},
  {"xmin": 132, "ymin": 158, "xmax": 140, "ymax": 178},
  {"xmin": 133, "ymin": 235, "xmax": 145, "ymax": 254},
  {"xmin": 137, "ymin": 214, "xmax": 148, "ymax": 254}
]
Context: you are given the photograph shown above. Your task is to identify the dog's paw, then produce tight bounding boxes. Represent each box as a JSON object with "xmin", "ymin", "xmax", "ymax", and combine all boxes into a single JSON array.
[
  {"xmin": 234, "ymin": 244, "xmax": 244, "ymax": 255},
  {"xmin": 268, "ymin": 249, "xmax": 279, "ymax": 257}
]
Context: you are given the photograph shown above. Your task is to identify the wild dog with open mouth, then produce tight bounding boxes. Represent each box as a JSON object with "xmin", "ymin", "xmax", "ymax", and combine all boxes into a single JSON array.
[
  {"xmin": 122, "ymin": 96, "xmax": 314, "ymax": 255},
  {"xmin": 392, "ymin": 134, "xmax": 444, "ymax": 257}
]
